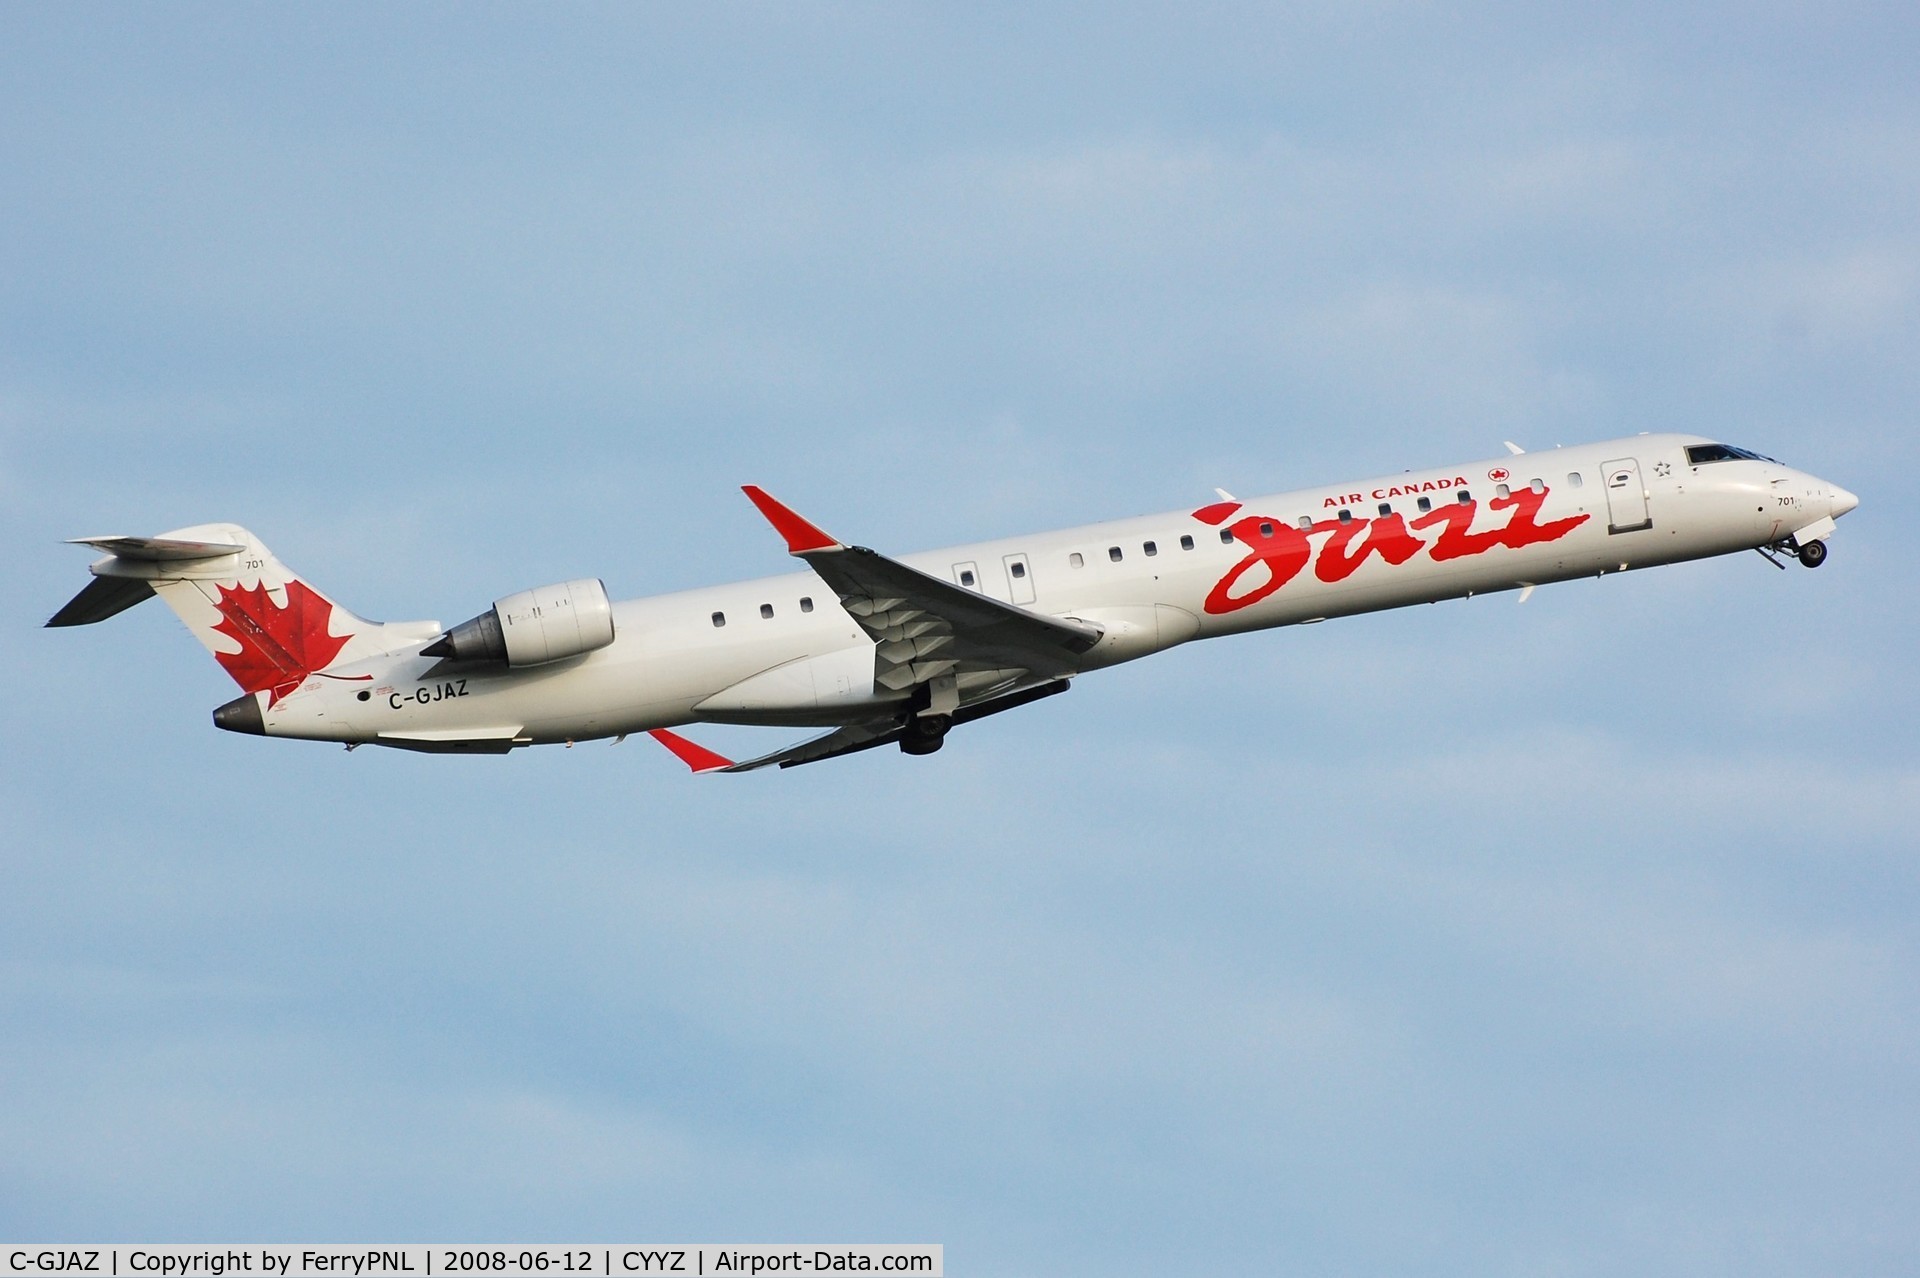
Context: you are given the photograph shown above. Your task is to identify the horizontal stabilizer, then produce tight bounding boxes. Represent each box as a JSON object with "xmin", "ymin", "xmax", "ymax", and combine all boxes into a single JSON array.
[
  {"xmin": 67, "ymin": 534, "xmax": 245, "ymax": 561},
  {"xmin": 45, "ymin": 575, "xmax": 157, "ymax": 627}
]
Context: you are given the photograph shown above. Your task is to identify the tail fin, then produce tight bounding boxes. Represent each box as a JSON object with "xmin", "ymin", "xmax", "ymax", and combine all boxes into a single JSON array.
[{"xmin": 50, "ymin": 524, "xmax": 440, "ymax": 704}]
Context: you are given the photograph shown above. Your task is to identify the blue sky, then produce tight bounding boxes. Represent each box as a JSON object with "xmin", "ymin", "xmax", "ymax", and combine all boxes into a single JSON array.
[{"xmin": 3, "ymin": 4, "xmax": 1916, "ymax": 1273}]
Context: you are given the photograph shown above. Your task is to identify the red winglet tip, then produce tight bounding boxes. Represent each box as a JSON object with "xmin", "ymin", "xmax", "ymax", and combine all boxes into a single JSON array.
[
  {"xmin": 741, "ymin": 485, "xmax": 839, "ymax": 554},
  {"xmin": 1192, "ymin": 500, "xmax": 1243, "ymax": 525},
  {"xmin": 647, "ymin": 729, "xmax": 734, "ymax": 773}
]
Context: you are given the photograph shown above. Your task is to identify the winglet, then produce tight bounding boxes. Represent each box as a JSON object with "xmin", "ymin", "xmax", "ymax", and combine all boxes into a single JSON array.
[
  {"xmin": 741, "ymin": 486, "xmax": 841, "ymax": 554},
  {"xmin": 647, "ymin": 728, "xmax": 736, "ymax": 774}
]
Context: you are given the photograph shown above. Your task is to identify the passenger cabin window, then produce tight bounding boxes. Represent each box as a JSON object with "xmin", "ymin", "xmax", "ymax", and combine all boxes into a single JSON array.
[
  {"xmin": 760, "ymin": 603, "xmax": 774, "ymax": 619},
  {"xmin": 711, "ymin": 611, "xmax": 726, "ymax": 628},
  {"xmin": 1297, "ymin": 516, "xmax": 1313, "ymax": 530},
  {"xmin": 1338, "ymin": 508, "xmax": 1353, "ymax": 523},
  {"xmin": 1495, "ymin": 483, "xmax": 1510, "ymax": 498},
  {"xmin": 1108, "ymin": 546, "xmax": 1123, "ymax": 562},
  {"xmin": 1180, "ymin": 534, "xmax": 1195, "ymax": 551},
  {"xmin": 1010, "ymin": 562, "xmax": 1027, "ymax": 578},
  {"xmin": 1070, "ymin": 552, "xmax": 1084, "ymax": 568},
  {"xmin": 1378, "ymin": 502, "xmax": 1392, "ymax": 517},
  {"xmin": 1417, "ymin": 496, "xmax": 1432, "ymax": 513},
  {"xmin": 1144, "ymin": 540, "xmax": 1157, "ymax": 557},
  {"xmin": 1529, "ymin": 478, "xmax": 1545, "ymax": 493},
  {"xmin": 1457, "ymin": 490, "xmax": 1473, "ymax": 504},
  {"xmin": 1220, "ymin": 529, "xmax": 1234, "ymax": 544},
  {"xmin": 1258, "ymin": 522, "xmax": 1274, "ymax": 537},
  {"xmin": 1567, "ymin": 471, "xmax": 1584, "ymax": 488},
  {"xmin": 1686, "ymin": 442, "xmax": 1777, "ymax": 465},
  {"xmin": 960, "ymin": 569, "xmax": 976, "ymax": 587},
  {"xmin": 800, "ymin": 597, "xmax": 814, "ymax": 613}
]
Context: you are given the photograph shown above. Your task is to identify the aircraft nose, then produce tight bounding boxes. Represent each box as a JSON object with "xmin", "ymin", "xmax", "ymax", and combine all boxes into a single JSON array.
[{"xmin": 1830, "ymin": 484, "xmax": 1860, "ymax": 519}]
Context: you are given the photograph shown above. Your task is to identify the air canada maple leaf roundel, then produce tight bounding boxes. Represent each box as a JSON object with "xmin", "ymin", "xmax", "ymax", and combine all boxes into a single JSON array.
[
  {"xmin": 1488, "ymin": 466, "xmax": 1511, "ymax": 483},
  {"xmin": 210, "ymin": 580, "xmax": 352, "ymax": 704}
]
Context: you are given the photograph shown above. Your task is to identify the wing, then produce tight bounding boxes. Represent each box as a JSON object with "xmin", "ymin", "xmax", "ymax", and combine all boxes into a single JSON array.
[
  {"xmin": 651, "ymin": 720, "xmax": 897, "ymax": 773},
  {"xmin": 740, "ymin": 486, "xmax": 1101, "ymax": 691},
  {"xmin": 650, "ymin": 679, "xmax": 1071, "ymax": 773},
  {"xmin": 648, "ymin": 489, "xmax": 1093, "ymax": 775}
]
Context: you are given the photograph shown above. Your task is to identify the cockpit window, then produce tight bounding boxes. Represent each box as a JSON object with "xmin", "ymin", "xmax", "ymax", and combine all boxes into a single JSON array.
[{"xmin": 1686, "ymin": 442, "xmax": 1777, "ymax": 465}]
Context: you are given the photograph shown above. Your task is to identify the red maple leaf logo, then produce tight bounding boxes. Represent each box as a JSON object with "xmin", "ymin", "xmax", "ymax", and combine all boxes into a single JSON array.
[{"xmin": 210, "ymin": 579, "xmax": 352, "ymax": 705}]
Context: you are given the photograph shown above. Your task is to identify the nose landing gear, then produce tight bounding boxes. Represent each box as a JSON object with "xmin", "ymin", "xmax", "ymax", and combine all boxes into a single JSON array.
[{"xmin": 1757, "ymin": 537, "xmax": 1831, "ymax": 570}]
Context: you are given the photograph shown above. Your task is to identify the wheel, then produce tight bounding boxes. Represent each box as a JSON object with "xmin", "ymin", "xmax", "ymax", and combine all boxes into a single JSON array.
[
  {"xmin": 899, "ymin": 712, "xmax": 952, "ymax": 756},
  {"xmin": 1797, "ymin": 539, "xmax": 1828, "ymax": 568}
]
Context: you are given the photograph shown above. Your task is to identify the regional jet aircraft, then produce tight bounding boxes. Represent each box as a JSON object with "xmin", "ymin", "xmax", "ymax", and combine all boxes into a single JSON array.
[{"xmin": 49, "ymin": 435, "xmax": 1857, "ymax": 771}]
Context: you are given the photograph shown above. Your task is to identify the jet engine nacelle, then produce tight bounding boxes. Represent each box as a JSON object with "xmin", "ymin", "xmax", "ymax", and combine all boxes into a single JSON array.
[{"xmin": 424, "ymin": 578, "xmax": 615, "ymax": 667}]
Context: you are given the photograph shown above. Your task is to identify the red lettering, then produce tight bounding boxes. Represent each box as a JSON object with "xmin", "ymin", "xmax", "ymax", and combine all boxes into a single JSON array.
[
  {"xmin": 1410, "ymin": 486, "xmax": 1589, "ymax": 560},
  {"xmin": 1196, "ymin": 483, "xmax": 1588, "ymax": 612},
  {"xmin": 1203, "ymin": 515, "xmax": 1312, "ymax": 613},
  {"xmin": 1313, "ymin": 513, "xmax": 1426, "ymax": 582},
  {"xmin": 1407, "ymin": 500, "xmax": 1507, "ymax": 560},
  {"xmin": 1488, "ymin": 485, "xmax": 1589, "ymax": 547}
]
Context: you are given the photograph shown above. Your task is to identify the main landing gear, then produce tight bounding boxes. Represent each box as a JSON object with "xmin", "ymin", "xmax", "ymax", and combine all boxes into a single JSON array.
[
  {"xmin": 899, "ymin": 676, "xmax": 957, "ymax": 756},
  {"xmin": 900, "ymin": 713, "xmax": 953, "ymax": 756}
]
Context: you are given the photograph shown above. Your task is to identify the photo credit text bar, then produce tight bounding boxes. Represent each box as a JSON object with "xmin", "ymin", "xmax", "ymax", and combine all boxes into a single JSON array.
[{"xmin": 2, "ymin": 1249, "xmax": 940, "ymax": 1278}]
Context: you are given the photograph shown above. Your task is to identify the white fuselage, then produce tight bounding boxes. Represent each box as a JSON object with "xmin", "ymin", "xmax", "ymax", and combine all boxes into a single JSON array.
[{"xmin": 257, "ymin": 433, "xmax": 1856, "ymax": 749}]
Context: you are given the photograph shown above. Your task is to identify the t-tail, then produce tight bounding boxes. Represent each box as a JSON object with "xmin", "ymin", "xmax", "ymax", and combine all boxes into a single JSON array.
[{"xmin": 48, "ymin": 524, "xmax": 441, "ymax": 728}]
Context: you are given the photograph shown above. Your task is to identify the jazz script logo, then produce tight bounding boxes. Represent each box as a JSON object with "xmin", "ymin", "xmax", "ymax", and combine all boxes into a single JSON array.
[{"xmin": 1191, "ymin": 486, "xmax": 1589, "ymax": 615}]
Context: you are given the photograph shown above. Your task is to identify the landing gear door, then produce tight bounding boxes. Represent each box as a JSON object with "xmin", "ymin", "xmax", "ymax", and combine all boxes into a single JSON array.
[
  {"xmin": 1003, "ymin": 553, "xmax": 1036, "ymax": 605},
  {"xmin": 1602, "ymin": 457, "xmax": 1652, "ymax": 533}
]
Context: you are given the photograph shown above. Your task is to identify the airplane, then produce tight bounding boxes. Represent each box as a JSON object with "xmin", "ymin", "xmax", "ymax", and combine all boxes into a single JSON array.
[{"xmin": 48, "ymin": 433, "xmax": 1857, "ymax": 772}]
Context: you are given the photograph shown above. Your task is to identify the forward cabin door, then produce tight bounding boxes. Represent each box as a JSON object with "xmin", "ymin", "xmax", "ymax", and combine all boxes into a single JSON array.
[{"xmin": 1602, "ymin": 457, "xmax": 1652, "ymax": 533}]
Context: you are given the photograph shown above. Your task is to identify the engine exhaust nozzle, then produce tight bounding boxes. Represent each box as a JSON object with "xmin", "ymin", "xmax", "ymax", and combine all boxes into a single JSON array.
[{"xmin": 421, "ymin": 609, "xmax": 506, "ymax": 663}]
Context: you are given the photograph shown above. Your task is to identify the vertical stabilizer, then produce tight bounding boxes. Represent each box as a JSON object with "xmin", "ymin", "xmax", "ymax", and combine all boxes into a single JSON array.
[{"xmin": 52, "ymin": 524, "xmax": 440, "ymax": 705}]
